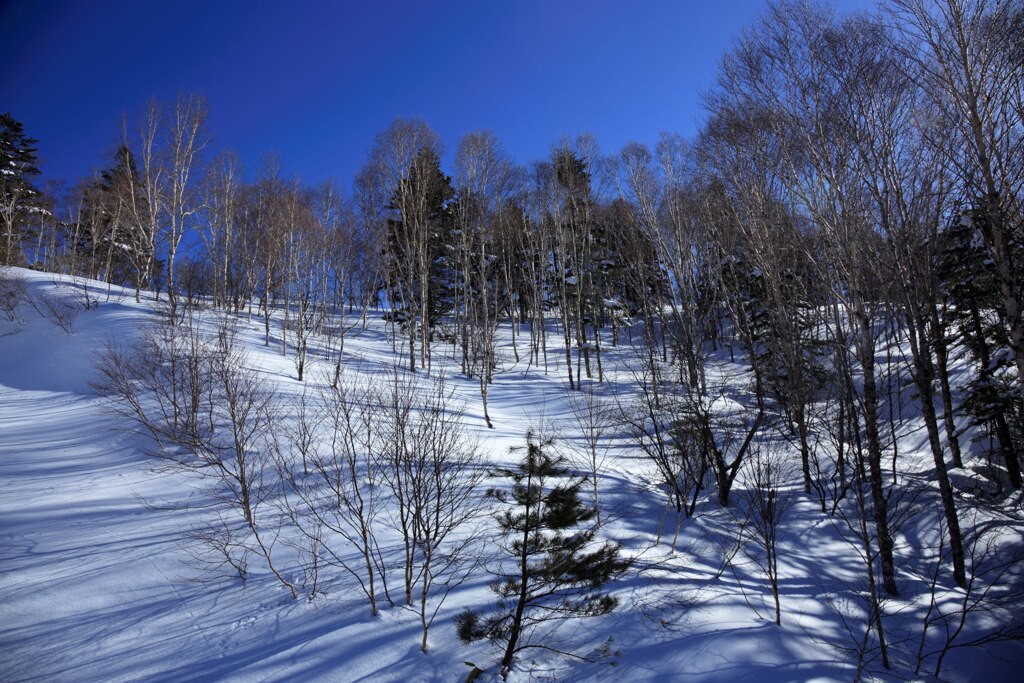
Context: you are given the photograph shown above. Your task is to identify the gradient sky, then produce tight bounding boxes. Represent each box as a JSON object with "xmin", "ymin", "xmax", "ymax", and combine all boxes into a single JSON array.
[{"xmin": 1, "ymin": 0, "xmax": 875, "ymax": 190}]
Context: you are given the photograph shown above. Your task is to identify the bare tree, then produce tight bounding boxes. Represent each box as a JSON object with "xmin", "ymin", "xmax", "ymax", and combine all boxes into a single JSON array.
[
  {"xmin": 826, "ymin": 11, "xmax": 969, "ymax": 587},
  {"xmin": 914, "ymin": 507, "xmax": 1024, "ymax": 678},
  {"xmin": 708, "ymin": 0, "xmax": 900, "ymax": 595},
  {"xmin": 93, "ymin": 309, "xmax": 296, "ymax": 597},
  {"xmin": 202, "ymin": 150, "xmax": 243, "ymax": 311},
  {"xmin": 286, "ymin": 374, "xmax": 384, "ymax": 614},
  {"xmin": 617, "ymin": 354, "xmax": 693, "ymax": 550},
  {"xmin": 454, "ymin": 130, "xmax": 515, "ymax": 428},
  {"xmin": 281, "ymin": 185, "xmax": 327, "ymax": 381},
  {"xmin": 122, "ymin": 104, "xmax": 162, "ymax": 302},
  {"xmin": 891, "ymin": 0, "xmax": 1024, "ymax": 400},
  {"xmin": 314, "ymin": 181, "xmax": 369, "ymax": 388},
  {"xmin": 0, "ymin": 266, "xmax": 28, "ymax": 325},
  {"xmin": 565, "ymin": 379, "xmax": 614, "ymax": 527},
  {"xmin": 406, "ymin": 374, "xmax": 485, "ymax": 653},
  {"xmin": 728, "ymin": 444, "xmax": 793, "ymax": 625},
  {"xmin": 697, "ymin": 105, "xmax": 827, "ymax": 502},
  {"xmin": 163, "ymin": 93, "xmax": 209, "ymax": 317}
]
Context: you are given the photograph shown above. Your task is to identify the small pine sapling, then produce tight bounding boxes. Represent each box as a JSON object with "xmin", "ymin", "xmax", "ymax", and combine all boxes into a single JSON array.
[{"xmin": 456, "ymin": 431, "xmax": 630, "ymax": 679}]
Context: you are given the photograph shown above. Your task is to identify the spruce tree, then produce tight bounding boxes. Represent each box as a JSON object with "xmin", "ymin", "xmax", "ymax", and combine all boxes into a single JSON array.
[
  {"xmin": 0, "ymin": 113, "xmax": 42, "ymax": 264},
  {"xmin": 456, "ymin": 432, "xmax": 629, "ymax": 679},
  {"xmin": 938, "ymin": 206, "xmax": 1023, "ymax": 487},
  {"xmin": 77, "ymin": 146, "xmax": 150, "ymax": 285},
  {"xmin": 385, "ymin": 146, "xmax": 455, "ymax": 333}
]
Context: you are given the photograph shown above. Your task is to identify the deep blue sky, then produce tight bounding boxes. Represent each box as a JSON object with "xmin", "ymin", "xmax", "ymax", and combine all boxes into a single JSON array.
[{"xmin": 1, "ymin": 0, "xmax": 874, "ymax": 190}]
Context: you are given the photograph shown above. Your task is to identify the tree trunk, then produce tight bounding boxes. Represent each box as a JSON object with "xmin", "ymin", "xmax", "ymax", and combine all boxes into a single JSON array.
[
  {"xmin": 908, "ymin": 314, "xmax": 966, "ymax": 587},
  {"xmin": 857, "ymin": 311, "xmax": 898, "ymax": 596}
]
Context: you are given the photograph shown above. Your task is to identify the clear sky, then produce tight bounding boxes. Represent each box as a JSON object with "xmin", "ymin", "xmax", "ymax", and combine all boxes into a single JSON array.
[{"xmin": 1, "ymin": 0, "xmax": 875, "ymax": 190}]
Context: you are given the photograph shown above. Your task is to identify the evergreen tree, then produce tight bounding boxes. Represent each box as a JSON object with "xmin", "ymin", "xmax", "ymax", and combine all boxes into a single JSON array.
[
  {"xmin": 551, "ymin": 147, "xmax": 601, "ymax": 383},
  {"xmin": 0, "ymin": 113, "xmax": 42, "ymax": 264},
  {"xmin": 77, "ymin": 146, "xmax": 151, "ymax": 285},
  {"xmin": 456, "ymin": 432, "xmax": 629, "ymax": 679},
  {"xmin": 385, "ymin": 146, "xmax": 455, "ymax": 334},
  {"xmin": 938, "ymin": 205, "xmax": 1023, "ymax": 487}
]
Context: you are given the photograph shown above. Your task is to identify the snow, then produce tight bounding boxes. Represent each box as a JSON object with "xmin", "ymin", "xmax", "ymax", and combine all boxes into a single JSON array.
[{"xmin": 1, "ymin": 267, "xmax": 1022, "ymax": 682}]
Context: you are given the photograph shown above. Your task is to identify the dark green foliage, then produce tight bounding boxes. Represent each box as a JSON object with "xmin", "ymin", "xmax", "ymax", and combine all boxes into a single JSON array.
[
  {"xmin": 0, "ymin": 113, "xmax": 43, "ymax": 264},
  {"xmin": 595, "ymin": 198, "xmax": 670, "ymax": 319},
  {"xmin": 75, "ymin": 146, "xmax": 151, "ymax": 285},
  {"xmin": 937, "ymin": 206, "xmax": 1023, "ymax": 486},
  {"xmin": 553, "ymin": 148, "xmax": 590, "ymax": 202},
  {"xmin": 456, "ymin": 432, "xmax": 629, "ymax": 678},
  {"xmin": 551, "ymin": 149, "xmax": 592, "ymax": 298},
  {"xmin": 385, "ymin": 146, "xmax": 456, "ymax": 330},
  {"xmin": 720, "ymin": 249, "xmax": 828, "ymax": 404}
]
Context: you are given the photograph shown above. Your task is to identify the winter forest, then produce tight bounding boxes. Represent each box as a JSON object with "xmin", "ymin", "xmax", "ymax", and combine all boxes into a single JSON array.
[{"xmin": 1, "ymin": 0, "xmax": 1023, "ymax": 681}]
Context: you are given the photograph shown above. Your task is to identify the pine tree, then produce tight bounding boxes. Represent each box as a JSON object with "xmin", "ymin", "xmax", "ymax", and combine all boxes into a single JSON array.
[
  {"xmin": 938, "ymin": 206, "xmax": 1022, "ymax": 487},
  {"xmin": 0, "ymin": 113, "xmax": 42, "ymax": 264},
  {"xmin": 551, "ymin": 147, "xmax": 601, "ymax": 383},
  {"xmin": 76, "ymin": 146, "xmax": 152, "ymax": 285},
  {"xmin": 456, "ymin": 432, "xmax": 629, "ymax": 679},
  {"xmin": 385, "ymin": 146, "xmax": 455, "ymax": 335}
]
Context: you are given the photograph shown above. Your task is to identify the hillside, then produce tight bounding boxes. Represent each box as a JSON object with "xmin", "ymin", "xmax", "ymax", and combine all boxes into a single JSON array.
[{"xmin": 1, "ymin": 268, "xmax": 1022, "ymax": 682}]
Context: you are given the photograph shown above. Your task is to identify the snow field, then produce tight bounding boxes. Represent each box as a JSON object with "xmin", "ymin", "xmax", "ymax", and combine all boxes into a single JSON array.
[{"xmin": 1, "ymin": 268, "xmax": 1022, "ymax": 682}]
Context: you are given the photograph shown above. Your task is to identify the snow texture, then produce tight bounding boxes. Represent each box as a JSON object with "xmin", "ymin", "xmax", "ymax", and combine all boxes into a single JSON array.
[{"xmin": 1, "ymin": 268, "xmax": 1021, "ymax": 682}]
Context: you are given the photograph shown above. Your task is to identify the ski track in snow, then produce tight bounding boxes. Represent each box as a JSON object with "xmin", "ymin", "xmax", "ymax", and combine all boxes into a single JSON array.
[{"xmin": 1, "ymin": 269, "xmax": 1021, "ymax": 682}]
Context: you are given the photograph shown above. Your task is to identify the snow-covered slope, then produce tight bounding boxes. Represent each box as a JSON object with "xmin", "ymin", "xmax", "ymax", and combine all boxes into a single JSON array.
[{"xmin": 1, "ymin": 268, "xmax": 1021, "ymax": 682}]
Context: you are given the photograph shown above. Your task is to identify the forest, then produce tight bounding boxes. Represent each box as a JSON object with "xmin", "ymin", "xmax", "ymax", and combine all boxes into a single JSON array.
[{"xmin": 1, "ymin": 0, "xmax": 1022, "ymax": 680}]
